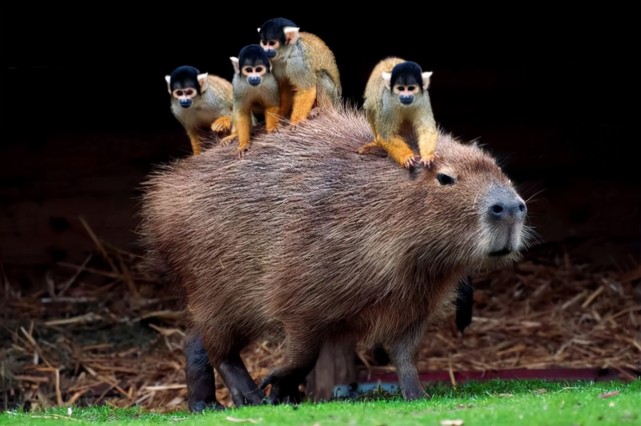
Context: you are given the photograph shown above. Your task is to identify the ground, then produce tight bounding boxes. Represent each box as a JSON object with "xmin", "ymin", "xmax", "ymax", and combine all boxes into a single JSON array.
[{"xmin": 1, "ymin": 235, "xmax": 639, "ymax": 412}]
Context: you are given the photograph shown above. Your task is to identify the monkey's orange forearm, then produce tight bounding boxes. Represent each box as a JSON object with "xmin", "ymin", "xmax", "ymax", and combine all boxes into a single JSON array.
[
  {"xmin": 187, "ymin": 131, "xmax": 202, "ymax": 155},
  {"xmin": 265, "ymin": 106, "xmax": 281, "ymax": 132},
  {"xmin": 377, "ymin": 136, "xmax": 416, "ymax": 168},
  {"xmin": 290, "ymin": 86, "xmax": 317, "ymax": 125},
  {"xmin": 236, "ymin": 113, "xmax": 253, "ymax": 152},
  {"xmin": 418, "ymin": 126, "xmax": 438, "ymax": 161}
]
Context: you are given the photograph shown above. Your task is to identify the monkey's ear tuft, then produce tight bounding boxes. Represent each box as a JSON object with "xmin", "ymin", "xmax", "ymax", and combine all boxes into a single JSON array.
[
  {"xmin": 283, "ymin": 26, "xmax": 300, "ymax": 45},
  {"xmin": 257, "ymin": 27, "xmax": 261, "ymax": 33},
  {"xmin": 381, "ymin": 72, "xmax": 392, "ymax": 90},
  {"xmin": 422, "ymin": 72, "xmax": 433, "ymax": 90},
  {"xmin": 165, "ymin": 75, "xmax": 172, "ymax": 94},
  {"xmin": 230, "ymin": 57, "xmax": 240, "ymax": 74},
  {"xmin": 197, "ymin": 73, "xmax": 209, "ymax": 91}
]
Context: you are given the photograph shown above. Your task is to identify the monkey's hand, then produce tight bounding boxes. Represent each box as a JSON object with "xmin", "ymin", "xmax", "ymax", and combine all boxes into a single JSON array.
[
  {"xmin": 211, "ymin": 116, "xmax": 232, "ymax": 133},
  {"xmin": 404, "ymin": 155, "xmax": 421, "ymax": 170},
  {"xmin": 308, "ymin": 106, "xmax": 322, "ymax": 120},
  {"xmin": 220, "ymin": 133, "xmax": 238, "ymax": 146},
  {"xmin": 236, "ymin": 147, "xmax": 248, "ymax": 160},
  {"xmin": 419, "ymin": 152, "xmax": 438, "ymax": 170}
]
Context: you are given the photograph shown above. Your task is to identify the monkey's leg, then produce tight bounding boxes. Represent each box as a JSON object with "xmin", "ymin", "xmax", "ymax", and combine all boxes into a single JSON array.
[
  {"xmin": 385, "ymin": 326, "xmax": 428, "ymax": 400},
  {"xmin": 236, "ymin": 112, "xmax": 253, "ymax": 157},
  {"xmin": 186, "ymin": 130, "xmax": 202, "ymax": 155},
  {"xmin": 290, "ymin": 86, "xmax": 317, "ymax": 125},
  {"xmin": 217, "ymin": 352, "xmax": 265, "ymax": 407},
  {"xmin": 264, "ymin": 106, "xmax": 281, "ymax": 133},
  {"xmin": 184, "ymin": 331, "xmax": 222, "ymax": 412},
  {"xmin": 211, "ymin": 115, "xmax": 232, "ymax": 133},
  {"xmin": 357, "ymin": 140, "xmax": 380, "ymax": 155},
  {"xmin": 378, "ymin": 136, "xmax": 419, "ymax": 169},
  {"xmin": 417, "ymin": 125, "xmax": 438, "ymax": 168},
  {"xmin": 278, "ymin": 83, "xmax": 294, "ymax": 120},
  {"xmin": 259, "ymin": 332, "xmax": 321, "ymax": 404}
]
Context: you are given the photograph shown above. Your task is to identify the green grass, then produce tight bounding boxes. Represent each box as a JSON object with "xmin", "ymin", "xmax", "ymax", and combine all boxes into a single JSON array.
[{"xmin": 1, "ymin": 380, "xmax": 639, "ymax": 425}]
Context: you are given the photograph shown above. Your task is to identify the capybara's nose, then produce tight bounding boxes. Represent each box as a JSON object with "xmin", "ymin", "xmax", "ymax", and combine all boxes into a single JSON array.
[{"xmin": 488, "ymin": 199, "xmax": 527, "ymax": 222}]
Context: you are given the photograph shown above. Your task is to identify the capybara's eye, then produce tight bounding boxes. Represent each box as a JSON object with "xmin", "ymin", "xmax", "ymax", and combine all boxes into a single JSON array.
[{"xmin": 436, "ymin": 173, "xmax": 456, "ymax": 186}]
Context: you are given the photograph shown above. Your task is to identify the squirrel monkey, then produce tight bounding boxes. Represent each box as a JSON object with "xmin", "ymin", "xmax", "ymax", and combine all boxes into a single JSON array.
[
  {"xmin": 257, "ymin": 17, "xmax": 341, "ymax": 125},
  {"xmin": 165, "ymin": 65, "xmax": 233, "ymax": 155},
  {"xmin": 222, "ymin": 44, "xmax": 280, "ymax": 158},
  {"xmin": 358, "ymin": 58, "xmax": 438, "ymax": 169}
]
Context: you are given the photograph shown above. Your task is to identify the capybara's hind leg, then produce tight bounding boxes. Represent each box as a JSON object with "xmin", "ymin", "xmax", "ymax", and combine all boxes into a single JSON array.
[
  {"xmin": 217, "ymin": 352, "xmax": 265, "ymax": 406},
  {"xmin": 184, "ymin": 331, "xmax": 223, "ymax": 412},
  {"xmin": 260, "ymin": 332, "xmax": 321, "ymax": 404}
]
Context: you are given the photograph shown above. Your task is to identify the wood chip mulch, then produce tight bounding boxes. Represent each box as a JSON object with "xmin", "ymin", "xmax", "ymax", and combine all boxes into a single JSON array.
[{"xmin": 1, "ymin": 225, "xmax": 639, "ymax": 412}]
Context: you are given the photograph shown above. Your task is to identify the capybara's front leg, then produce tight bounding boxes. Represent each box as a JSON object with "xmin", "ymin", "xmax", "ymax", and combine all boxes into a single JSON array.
[
  {"xmin": 385, "ymin": 327, "xmax": 429, "ymax": 400},
  {"xmin": 217, "ymin": 352, "xmax": 265, "ymax": 407},
  {"xmin": 184, "ymin": 331, "xmax": 222, "ymax": 412}
]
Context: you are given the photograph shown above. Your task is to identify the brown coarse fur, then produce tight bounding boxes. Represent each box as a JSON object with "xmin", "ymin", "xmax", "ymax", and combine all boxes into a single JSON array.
[{"xmin": 139, "ymin": 104, "xmax": 529, "ymax": 403}]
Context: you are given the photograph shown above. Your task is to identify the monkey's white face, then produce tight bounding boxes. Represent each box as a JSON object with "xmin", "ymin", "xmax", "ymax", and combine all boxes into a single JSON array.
[
  {"xmin": 172, "ymin": 88, "xmax": 198, "ymax": 108},
  {"xmin": 392, "ymin": 84, "xmax": 420, "ymax": 105},
  {"xmin": 260, "ymin": 40, "xmax": 281, "ymax": 59},
  {"xmin": 242, "ymin": 65, "xmax": 268, "ymax": 87}
]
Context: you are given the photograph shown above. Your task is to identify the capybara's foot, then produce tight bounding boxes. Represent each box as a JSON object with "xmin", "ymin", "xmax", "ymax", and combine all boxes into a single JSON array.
[{"xmin": 189, "ymin": 400, "xmax": 225, "ymax": 413}]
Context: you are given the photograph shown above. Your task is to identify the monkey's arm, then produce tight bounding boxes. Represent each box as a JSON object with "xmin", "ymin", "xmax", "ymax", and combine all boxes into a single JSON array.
[
  {"xmin": 417, "ymin": 122, "xmax": 438, "ymax": 168},
  {"xmin": 186, "ymin": 130, "xmax": 203, "ymax": 155},
  {"xmin": 234, "ymin": 110, "xmax": 253, "ymax": 158},
  {"xmin": 376, "ymin": 136, "xmax": 419, "ymax": 169}
]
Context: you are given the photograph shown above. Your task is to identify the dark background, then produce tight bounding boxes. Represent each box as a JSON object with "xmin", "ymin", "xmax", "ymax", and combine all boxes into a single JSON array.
[{"xmin": 1, "ymin": 6, "xmax": 639, "ymax": 276}]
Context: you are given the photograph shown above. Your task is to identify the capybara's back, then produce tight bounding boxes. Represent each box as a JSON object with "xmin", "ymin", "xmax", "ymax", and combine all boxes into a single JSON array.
[{"xmin": 140, "ymin": 105, "xmax": 529, "ymax": 405}]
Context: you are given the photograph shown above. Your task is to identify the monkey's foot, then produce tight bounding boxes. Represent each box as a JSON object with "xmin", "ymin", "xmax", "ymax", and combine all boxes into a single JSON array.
[
  {"xmin": 211, "ymin": 116, "xmax": 232, "ymax": 133},
  {"xmin": 357, "ymin": 141, "xmax": 379, "ymax": 155},
  {"xmin": 220, "ymin": 134, "xmax": 238, "ymax": 146}
]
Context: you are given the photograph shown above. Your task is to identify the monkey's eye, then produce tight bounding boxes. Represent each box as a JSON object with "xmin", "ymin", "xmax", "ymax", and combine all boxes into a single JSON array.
[
  {"xmin": 182, "ymin": 88, "xmax": 195, "ymax": 96},
  {"xmin": 436, "ymin": 173, "xmax": 456, "ymax": 186},
  {"xmin": 267, "ymin": 40, "xmax": 277, "ymax": 47},
  {"xmin": 407, "ymin": 85, "xmax": 416, "ymax": 92},
  {"xmin": 255, "ymin": 66, "xmax": 264, "ymax": 73},
  {"xmin": 396, "ymin": 85, "xmax": 406, "ymax": 91},
  {"xmin": 243, "ymin": 67, "xmax": 254, "ymax": 74}
]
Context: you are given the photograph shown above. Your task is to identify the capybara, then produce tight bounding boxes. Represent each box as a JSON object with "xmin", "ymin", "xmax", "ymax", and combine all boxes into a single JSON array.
[{"xmin": 139, "ymin": 105, "xmax": 530, "ymax": 409}]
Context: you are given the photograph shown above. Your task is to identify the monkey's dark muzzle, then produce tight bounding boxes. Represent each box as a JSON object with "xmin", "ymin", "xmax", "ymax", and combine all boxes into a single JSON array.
[
  {"xmin": 180, "ymin": 99, "xmax": 193, "ymax": 108},
  {"xmin": 248, "ymin": 77, "xmax": 262, "ymax": 87},
  {"xmin": 399, "ymin": 95, "xmax": 414, "ymax": 105}
]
